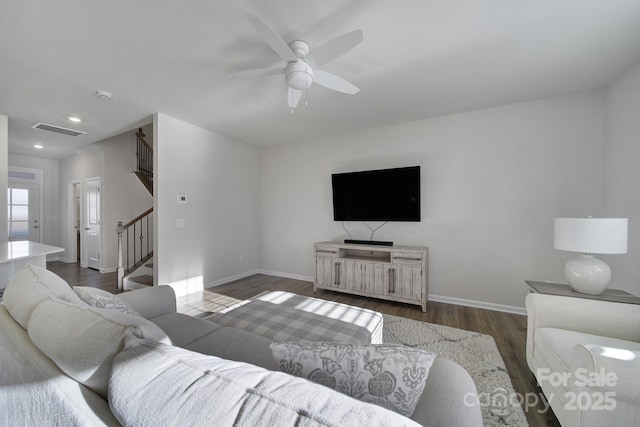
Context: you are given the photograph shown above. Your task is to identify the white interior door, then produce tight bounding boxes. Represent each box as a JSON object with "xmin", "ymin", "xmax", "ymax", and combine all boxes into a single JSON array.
[
  {"xmin": 85, "ymin": 178, "xmax": 101, "ymax": 270},
  {"xmin": 7, "ymin": 183, "xmax": 41, "ymax": 242}
]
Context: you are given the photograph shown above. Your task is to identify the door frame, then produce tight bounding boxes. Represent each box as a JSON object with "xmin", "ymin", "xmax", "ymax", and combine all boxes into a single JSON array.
[
  {"xmin": 8, "ymin": 166, "xmax": 43, "ymax": 243},
  {"xmin": 67, "ymin": 180, "xmax": 81, "ymax": 264}
]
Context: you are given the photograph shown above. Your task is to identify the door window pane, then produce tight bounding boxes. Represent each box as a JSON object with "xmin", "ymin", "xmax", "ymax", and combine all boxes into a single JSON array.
[
  {"xmin": 9, "ymin": 221, "xmax": 28, "ymax": 239},
  {"xmin": 11, "ymin": 205, "xmax": 28, "ymax": 221},
  {"xmin": 11, "ymin": 188, "xmax": 28, "ymax": 205}
]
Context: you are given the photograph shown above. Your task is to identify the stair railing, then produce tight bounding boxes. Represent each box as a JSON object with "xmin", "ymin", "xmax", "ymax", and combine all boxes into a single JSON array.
[
  {"xmin": 135, "ymin": 128, "xmax": 153, "ymax": 195},
  {"xmin": 116, "ymin": 207, "xmax": 153, "ymax": 290}
]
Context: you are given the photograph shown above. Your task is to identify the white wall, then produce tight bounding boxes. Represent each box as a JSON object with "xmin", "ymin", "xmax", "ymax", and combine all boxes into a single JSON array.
[
  {"xmin": 0, "ymin": 115, "xmax": 8, "ymax": 242},
  {"xmin": 58, "ymin": 125, "xmax": 153, "ymax": 270},
  {"xmin": 259, "ymin": 91, "xmax": 605, "ymax": 311},
  {"xmin": 604, "ymin": 60, "xmax": 640, "ymax": 295},
  {"xmin": 8, "ymin": 154, "xmax": 60, "ymax": 250},
  {"xmin": 154, "ymin": 113, "xmax": 259, "ymax": 294}
]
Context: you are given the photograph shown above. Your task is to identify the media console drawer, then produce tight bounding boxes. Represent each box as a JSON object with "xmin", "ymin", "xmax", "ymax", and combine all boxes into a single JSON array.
[
  {"xmin": 391, "ymin": 252, "xmax": 423, "ymax": 265},
  {"xmin": 315, "ymin": 246, "xmax": 339, "ymax": 257},
  {"xmin": 314, "ymin": 241, "xmax": 428, "ymax": 312}
]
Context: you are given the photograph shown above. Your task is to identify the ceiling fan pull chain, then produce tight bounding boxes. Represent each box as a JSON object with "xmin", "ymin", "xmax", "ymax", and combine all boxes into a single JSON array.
[{"xmin": 289, "ymin": 89, "xmax": 294, "ymax": 113}]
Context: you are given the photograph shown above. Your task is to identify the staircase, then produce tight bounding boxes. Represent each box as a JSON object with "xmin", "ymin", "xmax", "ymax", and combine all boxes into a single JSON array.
[
  {"xmin": 116, "ymin": 128, "xmax": 154, "ymax": 291},
  {"xmin": 134, "ymin": 128, "xmax": 153, "ymax": 195}
]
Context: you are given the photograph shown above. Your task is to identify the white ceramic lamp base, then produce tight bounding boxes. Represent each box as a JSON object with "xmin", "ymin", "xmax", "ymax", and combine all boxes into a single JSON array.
[{"xmin": 564, "ymin": 254, "xmax": 611, "ymax": 295}]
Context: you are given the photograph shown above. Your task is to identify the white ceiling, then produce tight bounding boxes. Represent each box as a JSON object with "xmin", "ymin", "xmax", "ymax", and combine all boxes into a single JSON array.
[{"xmin": 2, "ymin": 0, "xmax": 640, "ymax": 160}]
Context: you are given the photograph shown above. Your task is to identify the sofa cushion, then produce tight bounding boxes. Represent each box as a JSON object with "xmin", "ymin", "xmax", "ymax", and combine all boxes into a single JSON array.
[
  {"xmin": 411, "ymin": 357, "xmax": 483, "ymax": 427},
  {"xmin": 185, "ymin": 326, "xmax": 278, "ymax": 371},
  {"xmin": 2, "ymin": 264, "xmax": 84, "ymax": 329},
  {"xmin": 73, "ymin": 286, "xmax": 141, "ymax": 317},
  {"xmin": 0, "ymin": 305, "xmax": 119, "ymax": 426},
  {"xmin": 109, "ymin": 339, "xmax": 421, "ymax": 426},
  {"xmin": 151, "ymin": 312, "xmax": 221, "ymax": 347},
  {"xmin": 28, "ymin": 298, "xmax": 171, "ymax": 398},
  {"xmin": 271, "ymin": 342, "xmax": 435, "ymax": 417}
]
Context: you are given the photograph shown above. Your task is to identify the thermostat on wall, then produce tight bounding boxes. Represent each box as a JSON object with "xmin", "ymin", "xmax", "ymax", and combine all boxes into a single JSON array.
[{"xmin": 177, "ymin": 195, "xmax": 187, "ymax": 203}]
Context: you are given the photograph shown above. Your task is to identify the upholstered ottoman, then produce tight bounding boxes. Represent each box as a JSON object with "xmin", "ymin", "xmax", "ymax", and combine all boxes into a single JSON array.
[{"xmin": 211, "ymin": 291, "xmax": 384, "ymax": 344}]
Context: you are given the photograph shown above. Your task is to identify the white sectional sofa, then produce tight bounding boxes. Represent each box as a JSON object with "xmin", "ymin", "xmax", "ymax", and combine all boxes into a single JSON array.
[{"xmin": 0, "ymin": 264, "xmax": 483, "ymax": 426}]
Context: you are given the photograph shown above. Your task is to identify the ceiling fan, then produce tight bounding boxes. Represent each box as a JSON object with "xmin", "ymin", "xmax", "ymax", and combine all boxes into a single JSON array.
[{"xmin": 233, "ymin": 12, "xmax": 363, "ymax": 109}]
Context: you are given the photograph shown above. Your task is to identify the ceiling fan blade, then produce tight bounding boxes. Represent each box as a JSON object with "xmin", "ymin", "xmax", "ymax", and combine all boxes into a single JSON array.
[
  {"xmin": 244, "ymin": 12, "xmax": 297, "ymax": 62},
  {"xmin": 314, "ymin": 69, "xmax": 360, "ymax": 95},
  {"xmin": 288, "ymin": 87, "xmax": 303, "ymax": 108},
  {"xmin": 310, "ymin": 29, "xmax": 363, "ymax": 67},
  {"xmin": 230, "ymin": 67, "xmax": 284, "ymax": 78}
]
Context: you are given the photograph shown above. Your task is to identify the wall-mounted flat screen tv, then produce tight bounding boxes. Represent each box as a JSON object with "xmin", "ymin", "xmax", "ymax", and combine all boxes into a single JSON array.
[{"xmin": 332, "ymin": 166, "xmax": 421, "ymax": 222}]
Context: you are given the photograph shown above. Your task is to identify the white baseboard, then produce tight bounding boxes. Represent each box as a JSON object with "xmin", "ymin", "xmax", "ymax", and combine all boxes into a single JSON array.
[
  {"xmin": 204, "ymin": 269, "xmax": 261, "ymax": 289},
  {"xmin": 253, "ymin": 271, "xmax": 526, "ymax": 315},
  {"xmin": 257, "ymin": 269, "xmax": 314, "ymax": 283},
  {"xmin": 428, "ymin": 294, "xmax": 526, "ymax": 315},
  {"xmin": 48, "ymin": 258, "xmax": 117, "ymax": 275}
]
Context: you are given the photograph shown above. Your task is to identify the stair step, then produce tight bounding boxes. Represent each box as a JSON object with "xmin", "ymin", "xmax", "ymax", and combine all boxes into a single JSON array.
[
  {"xmin": 145, "ymin": 263, "xmax": 153, "ymax": 268},
  {"xmin": 128, "ymin": 275, "xmax": 154, "ymax": 287}
]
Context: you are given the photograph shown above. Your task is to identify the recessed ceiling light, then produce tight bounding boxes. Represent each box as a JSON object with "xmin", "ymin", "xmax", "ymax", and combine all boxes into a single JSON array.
[
  {"xmin": 33, "ymin": 144, "xmax": 44, "ymax": 149},
  {"xmin": 68, "ymin": 116, "xmax": 82, "ymax": 123}
]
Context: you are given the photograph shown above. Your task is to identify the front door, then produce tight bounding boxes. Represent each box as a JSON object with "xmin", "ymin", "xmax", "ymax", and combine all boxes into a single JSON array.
[
  {"xmin": 85, "ymin": 178, "xmax": 101, "ymax": 270},
  {"xmin": 7, "ymin": 183, "xmax": 41, "ymax": 242}
]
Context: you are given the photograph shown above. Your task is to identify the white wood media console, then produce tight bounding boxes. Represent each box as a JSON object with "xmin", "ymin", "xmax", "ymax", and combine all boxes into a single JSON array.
[{"xmin": 314, "ymin": 241, "xmax": 428, "ymax": 312}]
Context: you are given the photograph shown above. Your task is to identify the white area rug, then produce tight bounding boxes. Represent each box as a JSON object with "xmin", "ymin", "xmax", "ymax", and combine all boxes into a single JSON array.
[{"xmin": 384, "ymin": 314, "xmax": 528, "ymax": 427}]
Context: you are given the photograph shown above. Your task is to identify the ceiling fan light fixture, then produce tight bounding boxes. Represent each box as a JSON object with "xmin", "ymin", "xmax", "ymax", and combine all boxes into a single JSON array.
[{"xmin": 285, "ymin": 61, "xmax": 313, "ymax": 90}]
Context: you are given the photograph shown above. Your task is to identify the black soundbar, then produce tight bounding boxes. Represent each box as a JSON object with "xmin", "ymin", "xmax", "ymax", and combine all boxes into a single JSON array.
[{"xmin": 344, "ymin": 239, "xmax": 393, "ymax": 246}]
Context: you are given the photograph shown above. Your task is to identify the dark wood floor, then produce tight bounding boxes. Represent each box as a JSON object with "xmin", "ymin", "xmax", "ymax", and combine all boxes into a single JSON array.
[{"xmin": 47, "ymin": 261, "xmax": 558, "ymax": 427}]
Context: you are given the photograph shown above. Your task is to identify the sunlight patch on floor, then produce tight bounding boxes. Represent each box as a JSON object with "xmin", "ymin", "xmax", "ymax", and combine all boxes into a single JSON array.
[{"xmin": 176, "ymin": 290, "xmax": 243, "ymax": 317}]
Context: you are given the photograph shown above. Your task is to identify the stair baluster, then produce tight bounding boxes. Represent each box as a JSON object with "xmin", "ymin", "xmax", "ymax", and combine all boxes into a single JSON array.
[
  {"xmin": 134, "ymin": 128, "xmax": 153, "ymax": 195},
  {"xmin": 116, "ymin": 207, "xmax": 153, "ymax": 291}
]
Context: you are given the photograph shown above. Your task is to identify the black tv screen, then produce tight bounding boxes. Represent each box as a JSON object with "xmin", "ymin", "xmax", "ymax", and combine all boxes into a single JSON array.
[{"xmin": 332, "ymin": 166, "xmax": 421, "ymax": 222}]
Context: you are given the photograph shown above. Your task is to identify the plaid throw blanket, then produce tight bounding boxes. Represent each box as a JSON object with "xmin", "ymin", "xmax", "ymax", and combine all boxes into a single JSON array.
[{"xmin": 213, "ymin": 291, "xmax": 383, "ymax": 344}]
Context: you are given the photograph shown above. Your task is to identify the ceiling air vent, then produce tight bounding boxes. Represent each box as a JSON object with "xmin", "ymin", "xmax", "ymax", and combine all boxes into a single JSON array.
[{"xmin": 31, "ymin": 122, "xmax": 86, "ymax": 137}]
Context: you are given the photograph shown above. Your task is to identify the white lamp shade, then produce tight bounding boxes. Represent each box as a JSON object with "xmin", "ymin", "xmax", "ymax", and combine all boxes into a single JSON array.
[{"xmin": 554, "ymin": 218, "xmax": 628, "ymax": 254}]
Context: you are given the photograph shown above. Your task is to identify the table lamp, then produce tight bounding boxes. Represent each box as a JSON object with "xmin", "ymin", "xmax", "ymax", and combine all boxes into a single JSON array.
[{"xmin": 554, "ymin": 217, "xmax": 628, "ymax": 295}]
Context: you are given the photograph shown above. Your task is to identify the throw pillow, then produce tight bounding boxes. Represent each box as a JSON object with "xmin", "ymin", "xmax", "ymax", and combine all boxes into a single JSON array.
[
  {"xmin": 270, "ymin": 342, "xmax": 436, "ymax": 417},
  {"xmin": 28, "ymin": 298, "xmax": 171, "ymax": 398},
  {"xmin": 74, "ymin": 286, "xmax": 141, "ymax": 317},
  {"xmin": 2, "ymin": 264, "xmax": 84, "ymax": 329}
]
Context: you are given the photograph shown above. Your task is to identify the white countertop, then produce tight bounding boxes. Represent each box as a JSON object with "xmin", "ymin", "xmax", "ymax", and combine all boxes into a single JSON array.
[{"xmin": 0, "ymin": 241, "xmax": 64, "ymax": 264}]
